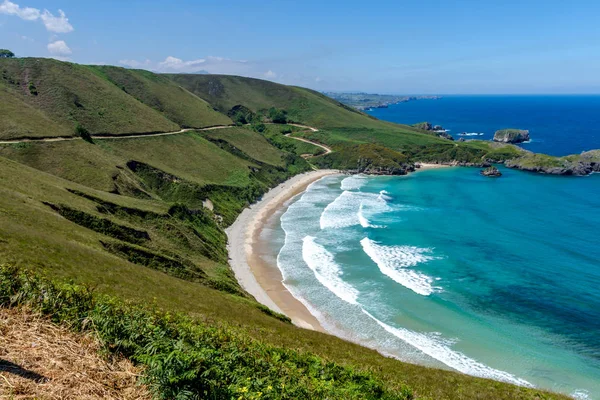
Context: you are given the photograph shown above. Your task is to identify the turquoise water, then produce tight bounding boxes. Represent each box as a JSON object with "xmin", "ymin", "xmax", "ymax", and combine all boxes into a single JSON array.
[{"xmin": 272, "ymin": 168, "xmax": 600, "ymax": 398}]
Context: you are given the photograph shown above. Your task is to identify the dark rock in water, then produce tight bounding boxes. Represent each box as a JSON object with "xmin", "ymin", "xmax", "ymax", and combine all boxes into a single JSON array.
[
  {"xmin": 481, "ymin": 166, "xmax": 502, "ymax": 177},
  {"xmin": 494, "ymin": 129, "xmax": 530, "ymax": 144}
]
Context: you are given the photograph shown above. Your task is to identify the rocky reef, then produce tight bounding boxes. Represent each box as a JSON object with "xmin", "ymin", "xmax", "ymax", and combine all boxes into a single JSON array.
[
  {"xmin": 481, "ymin": 166, "xmax": 502, "ymax": 177},
  {"xmin": 494, "ymin": 129, "xmax": 530, "ymax": 144}
]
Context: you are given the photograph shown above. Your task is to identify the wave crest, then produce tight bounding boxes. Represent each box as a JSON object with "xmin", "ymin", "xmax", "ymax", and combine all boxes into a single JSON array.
[
  {"xmin": 362, "ymin": 310, "xmax": 533, "ymax": 387},
  {"xmin": 360, "ymin": 238, "xmax": 440, "ymax": 296},
  {"xmin": 302, "ymin": 236, "xmax": 359, "ymax": 305}
]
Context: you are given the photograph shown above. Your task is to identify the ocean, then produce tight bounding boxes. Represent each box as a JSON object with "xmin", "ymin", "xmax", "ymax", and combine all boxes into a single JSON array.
[
  {"xmin": 367, "ymin": 95, "xmax": 600, "ymax": 156},
  {"xmin": 265, "ymin": 96, "xmax": 600, "ymax": 399}
]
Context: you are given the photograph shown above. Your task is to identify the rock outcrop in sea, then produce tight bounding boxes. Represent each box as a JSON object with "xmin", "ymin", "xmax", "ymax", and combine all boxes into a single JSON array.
[
  {"xmin": 493, "ymin": 129, "xmax": 530, "ymax": 144},
  {"xmin": 480, "ymin": 166, "xmax": 502, "ymax": 177}
]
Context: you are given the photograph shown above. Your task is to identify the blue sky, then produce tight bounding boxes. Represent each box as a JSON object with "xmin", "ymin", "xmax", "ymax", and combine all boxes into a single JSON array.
[{"xmin": 2, "ymin": 0, "xmax": 600, "ymax": 93}]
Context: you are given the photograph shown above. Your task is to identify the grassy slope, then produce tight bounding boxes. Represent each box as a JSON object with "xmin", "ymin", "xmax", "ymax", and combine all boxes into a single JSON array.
[
  {"xmin": 89, "ymin": 66, "xmax": 232, "ymax": 128},
  {"xmin": 0, "ymin": 60, "xmax": 571, "ymax": 398},
  {"xmin": 0, "ymin": 58, "xmax": 179, "ymax": 138},
  {"xmin": 201, "ymin": 126, "xmax": 285, "ymax": 166},
  {"xmin": 0, "ymin": 85, "xmax": 71, "ymax": 139},
  {"xmin": 167, "ymin": 74, "xmax": 519, "ymax": 165},
  {"xmin": 0, "ymin": 154, "xmax": 565, "ymax": 399}
]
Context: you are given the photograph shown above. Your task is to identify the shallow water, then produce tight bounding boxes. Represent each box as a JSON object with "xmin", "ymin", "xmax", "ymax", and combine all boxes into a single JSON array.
[{"xmin": 272, "ymin": 168, "xmax": 600, "ymax": 398}]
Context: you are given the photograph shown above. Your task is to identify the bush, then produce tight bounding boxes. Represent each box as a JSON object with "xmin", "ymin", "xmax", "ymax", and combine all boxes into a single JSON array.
[
  {"xmin": 75, "ymin": 123, "xmax": 93, "ymax": 143},
  {"xmin": 268, "ymin": 107, "xmax": 288, "ymax": 124},
  {"xmin": 0, "ymin": 265, "xmax": 413, "ymax": 400},
  {"xmin": 28, "ymin": 82, "xmax": 38, "ymax": 96},
  {"xmin": 252, "ymin": 122, "xmax": 266, "ymax": 133}
]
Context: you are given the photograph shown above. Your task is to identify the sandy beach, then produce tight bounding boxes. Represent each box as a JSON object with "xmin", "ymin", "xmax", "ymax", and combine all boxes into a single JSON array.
[
  {"xmin": 226, "ymin": 170, "xmax": 340, "ymax": 331},
  {"xmin": 226, "ymin": 165, "xmax": 451, "ymax": 332}
]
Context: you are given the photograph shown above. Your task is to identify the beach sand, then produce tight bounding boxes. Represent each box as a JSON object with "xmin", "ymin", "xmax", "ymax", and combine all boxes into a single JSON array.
[
  {"xmin": 226, "ymin": 165, "xmax": 451, "ymax": 332},
  {"xmin": 226, "ymin": 170, "xmax": 339, "ymax": 332}
]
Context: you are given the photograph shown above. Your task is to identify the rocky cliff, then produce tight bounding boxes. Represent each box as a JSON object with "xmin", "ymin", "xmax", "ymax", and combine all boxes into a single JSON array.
[{"xmin": 494, "ymin": 129, "xmax": 531, "ymax": 144}]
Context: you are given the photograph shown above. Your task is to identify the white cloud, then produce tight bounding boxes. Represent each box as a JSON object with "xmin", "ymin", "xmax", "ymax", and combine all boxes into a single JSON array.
[
  {"xmin": 119, "ymin": 56, "xmax": 249, "ymax": 74},
  {"xmin": 47, "ymin": 40, "xmax": 71, "ymax": 56},
  {"xmin": 264, "ymin": 70, "xmax": 277, "ymax": 79},
  {"xmin": 119, "ymin": 59, "xmax": 152, "ymax": 68},
  {"xmin": 40, "ymin": 9, "xmax": 73, "ymax": 33},
  {"xmin": 0, "ymin": 1, "xmax": 73, "ymax": 32},
  {"xmin": 0, "ymin": 0, "xmax": 39, "ymax": 20},
  {"xmin": 157, "ymin": 56, "xmax": 207, "ymax": 72}
]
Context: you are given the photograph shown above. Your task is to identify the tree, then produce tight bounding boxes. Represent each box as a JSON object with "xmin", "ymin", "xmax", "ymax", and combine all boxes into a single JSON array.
[
  {"xmin": 0, "ymin": 49, "xmax": 15, "ymax": 58},
  {"xmin": 268, "ymin": 107, "xmax": 288, "ymax": 124}
]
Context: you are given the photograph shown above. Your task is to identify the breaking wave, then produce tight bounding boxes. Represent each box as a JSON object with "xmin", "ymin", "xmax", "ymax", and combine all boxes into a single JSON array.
[
  {"xmin": 360, "ymin": 238, "xmax": 441, "ymax": 296},
  {"xmin": 302, "ymin": 236, "xmax": 359, "ymax": 305},
  {"xmin": 362, "ymin": 310, "xmax": 533, "ymax": 387}
]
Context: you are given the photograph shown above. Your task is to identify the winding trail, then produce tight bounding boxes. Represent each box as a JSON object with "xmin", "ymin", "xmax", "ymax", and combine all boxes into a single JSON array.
[
  {"xmin": 0, "ymin": 123, "xmax": 330, "ymax": 155},
  {"xmin": 284, "ymin": 134, "xmax": 332, "ymax": 155}
]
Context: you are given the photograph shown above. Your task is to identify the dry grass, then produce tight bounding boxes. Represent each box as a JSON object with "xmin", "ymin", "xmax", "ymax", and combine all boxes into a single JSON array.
[{"xmin": 0, "ymin": 308, "xmax": 150, "ymax": 400}]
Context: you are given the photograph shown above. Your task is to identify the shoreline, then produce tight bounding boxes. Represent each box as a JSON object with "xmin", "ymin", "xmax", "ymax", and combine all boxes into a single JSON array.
[
  {"xmin": 226, "ymin": 170, "xmax": 340, "ymax": 331},
  {"xmin": 226, "ymin": 165, "xmax": 452, "ymax": 332}
]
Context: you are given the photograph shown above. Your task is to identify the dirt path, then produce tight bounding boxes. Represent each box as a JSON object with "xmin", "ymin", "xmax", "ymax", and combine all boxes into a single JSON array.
[
  {"xmin": 285, "ymin": 134, "xmax": 332, "ymax": 155},
  {"xmin": 0, "ymin": 123, "xmax": 322, "ymax": 145}
]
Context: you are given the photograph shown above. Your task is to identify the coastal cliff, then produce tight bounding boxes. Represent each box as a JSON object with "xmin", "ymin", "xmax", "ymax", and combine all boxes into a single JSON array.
[
  {"xmin": 494, "ymin": 129, "xmax": 531, "ymax": 144},
  {"xmin": 505, "ymin": 150, "xmax": 600, "ymax": 175}
]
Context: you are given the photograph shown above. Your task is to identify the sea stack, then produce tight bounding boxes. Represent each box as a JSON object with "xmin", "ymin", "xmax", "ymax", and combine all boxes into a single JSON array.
[
  {"xmin": 481, "ymin": 166, "xmax": 502, "ymax": 177},
  {"xmin": 493, "ymin": 129, "xmax": 530, "ymax": 144}
]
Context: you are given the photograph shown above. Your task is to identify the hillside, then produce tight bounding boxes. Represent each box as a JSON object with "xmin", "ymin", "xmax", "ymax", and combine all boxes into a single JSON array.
[
  {"xmin": 0, "ymin": 57, "xmax": 572, "ymax": 399},
  {"xmin": 0, "ymin": 58, "xmax": 230, "ymax": 140}
]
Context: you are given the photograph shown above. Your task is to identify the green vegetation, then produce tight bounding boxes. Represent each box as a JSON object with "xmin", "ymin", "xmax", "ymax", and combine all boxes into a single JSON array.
[
  {"xmin": 314, "ymin": 144, "xmax": 411, "ymax": 173},
  {"xmin": 0, "ymin": 57, "xmax": 579, "ymax": 399},
  {"xmin": 0, "ymin": 266, "xmax": 412, "ymax": 400},
  {"xmin": 89, "ymin": 65, "xmax": 232, "ymax": 128},
  {"xmin": 268, "ymin": 107, "xmax": 288, "ymax": 123},
  {"xmin": 0, "ymin": 49, "xmax": 15, "ymax": 58},
  {"xmin": 493, "ymin": 129, "xmax": 530, "ymax": 143},
  {"xmin": 262, "ymin": 125, "xmax": 325, "ymax": 156}
]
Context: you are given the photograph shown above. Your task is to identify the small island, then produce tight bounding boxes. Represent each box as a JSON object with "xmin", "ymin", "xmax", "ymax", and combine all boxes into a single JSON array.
[
  {"xmin": 481, "ymin": 166, "xmax": 502, "ymax": 177},
  {"xmin": 494, "ymin": 129, "xmax": 530, "ymax": 144}
]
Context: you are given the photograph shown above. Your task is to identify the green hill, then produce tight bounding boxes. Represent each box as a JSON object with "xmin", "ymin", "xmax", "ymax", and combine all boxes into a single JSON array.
[
  {"xmin": 89, "ymin": 66, "xmax": 232, "ymax": 128},
  {"xmin": 0, "ymin": 57, "xmax": 572, "ymax": 399},
  {"xmin": 0, "ymin": 59, "xmax": 230, "ymax": 140}
]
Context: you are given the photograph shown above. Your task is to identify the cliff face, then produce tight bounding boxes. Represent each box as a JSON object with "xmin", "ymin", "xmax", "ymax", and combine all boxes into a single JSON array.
[{"xmin": 494, "ymin": 129, "xmax": 530, "ymax": 144}]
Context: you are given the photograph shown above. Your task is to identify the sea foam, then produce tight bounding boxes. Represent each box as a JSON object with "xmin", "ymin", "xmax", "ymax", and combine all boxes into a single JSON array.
[
  {"xmin": 362, "ymin": 310, "xmax": 533, "ymax": 387},
  {"xmin": 321, "ymin": 190, "xmax": 391, "ymax": 230},
  {"xmin": 302, "ymin": 236, "xmax": 359, "ymax": 305},
  {"xmin": 340, "ymin": 175, "xmax": 367, "ymax": 191},
  {"xmin": 360, "ymin": 238, "xmax": 440, "ymax": 296}
]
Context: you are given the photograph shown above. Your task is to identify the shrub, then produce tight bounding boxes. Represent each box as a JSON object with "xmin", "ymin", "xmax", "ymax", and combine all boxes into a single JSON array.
[
  {"xmin": 0, "ymin": 265, "xmax": 413, "ymax": 400},
  {"xmin": 75, "ymin": 123, "xmax": 93, "ymax": 143},
  {"xmin": 252, "ymin": 122, "xmax": 266, "ymax": 133},
  {"xmin": 268, "ymin": 107, "xmax": 288, "ymax": 124},
  {"xmin": 28, "ymin": 81, "xmax": 38, "ymax": 96}
]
